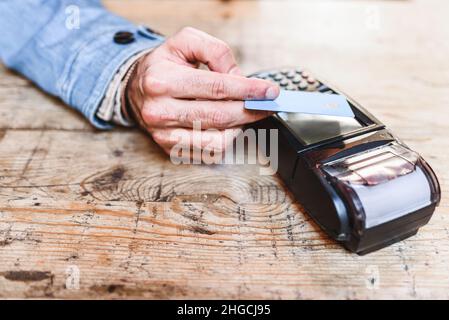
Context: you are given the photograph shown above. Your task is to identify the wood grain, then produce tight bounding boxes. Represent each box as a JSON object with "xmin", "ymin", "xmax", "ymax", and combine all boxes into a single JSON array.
[{"xmin": 1, "ymin": 0, "xmax": 448, "ymax": 299}]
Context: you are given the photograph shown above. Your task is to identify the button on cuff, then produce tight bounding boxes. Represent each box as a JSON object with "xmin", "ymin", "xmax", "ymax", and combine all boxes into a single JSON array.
[{"xmin": 114, "ymin": 31, "xmax": 135, "ymax": 44}]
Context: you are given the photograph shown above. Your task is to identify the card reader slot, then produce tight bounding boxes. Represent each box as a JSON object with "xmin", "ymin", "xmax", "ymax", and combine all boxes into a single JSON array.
[
  {"xmin": 335, "ymin": 151, "xmax": 396, "ymax": 171},
  {"xmin": 323, "ymin": 143, "xmax": 419, "ymax": 186}
]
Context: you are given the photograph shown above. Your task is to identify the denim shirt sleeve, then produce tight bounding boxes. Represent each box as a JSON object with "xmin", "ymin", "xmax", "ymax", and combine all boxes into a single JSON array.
[{"xmin": 0, "ymin": 0, "xmax": 164, "ymax": 129}]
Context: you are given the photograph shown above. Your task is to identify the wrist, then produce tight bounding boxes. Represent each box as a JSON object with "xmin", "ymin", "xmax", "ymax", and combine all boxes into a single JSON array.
[{"xmin": 124, "ymin": 53, "xmax": 150, "ymax": 129}]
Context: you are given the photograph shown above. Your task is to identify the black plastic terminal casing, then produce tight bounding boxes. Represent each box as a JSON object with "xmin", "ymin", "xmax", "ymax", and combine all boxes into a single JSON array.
[{"xmin": 250, "ymin": 74, "xmax": 441, "ymax": 255}]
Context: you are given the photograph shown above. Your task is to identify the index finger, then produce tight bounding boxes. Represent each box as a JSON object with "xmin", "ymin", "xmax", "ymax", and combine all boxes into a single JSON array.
[
  {"xmin": 158, "ymin": 66, "xmax": 280, "ymax": 101},
  {"xmin": 142, "ymin": 98, "xmax": 273, "ymax": 129}
]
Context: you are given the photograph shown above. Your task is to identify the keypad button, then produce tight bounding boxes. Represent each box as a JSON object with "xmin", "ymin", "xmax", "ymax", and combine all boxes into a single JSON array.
[
  {"xmin": 250, "ymin": 69, "xmax": 325, "ymax": 93},
  {"xmin": 298, "ymin": 80, "xmax": 308, "ymax": 90},
  {"xmin": 307, "ymin": 77, "xmax": 316, "ymax": 84},
  {"xmin": 301, "ymin": 70, "xmax": 310, "ymax": 78},
  {"xmin": 286, "ymin": 71, "xmax": 296, "ymax": 79},
  {"xmin": 292, "ymin": 75, "xmax": 303, "ymax": 84},
  {"xmin": 274, "ymin": 74, "xmax": 284, "ymax": 81}
]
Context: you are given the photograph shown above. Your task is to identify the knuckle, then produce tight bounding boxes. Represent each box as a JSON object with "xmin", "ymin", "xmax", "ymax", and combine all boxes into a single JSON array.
[
  {"xmin": 143, "ymin": 73, "xmax": 168, "ymax": 96},
  {"xmin": 176, "ymin": 109, "xmax": 190, "ymax": 125},
  {"xmin": 212, "ymin": 41, "xmax": 232, "ymax": 60},
  {"xmin": 208, "ymin": 110, "xmax": 233, "ymax": 128},
  {"xmin": 210, "ymin": 79, "xmax": 227, "ymax": 99},
  {"xmin": 142, "ymin": 105, "xmax": 163, "ymax": 125}
]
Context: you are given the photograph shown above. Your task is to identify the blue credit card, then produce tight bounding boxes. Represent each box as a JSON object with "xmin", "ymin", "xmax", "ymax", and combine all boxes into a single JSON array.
[{"xmin": 245, "ymin": 90, "xmax": 355, "ymax": 118}]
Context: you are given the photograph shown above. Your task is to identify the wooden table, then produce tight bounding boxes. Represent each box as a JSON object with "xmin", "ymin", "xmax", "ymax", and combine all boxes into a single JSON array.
[{"xmin": 1, "ymin": 0, "xmax": 448, "ymax": 299}]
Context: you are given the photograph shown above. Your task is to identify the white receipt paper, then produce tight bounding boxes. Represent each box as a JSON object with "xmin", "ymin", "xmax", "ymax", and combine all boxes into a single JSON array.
[{"xmin": 245, "ymin": 90, "xmax": 355, "ymax": 118}]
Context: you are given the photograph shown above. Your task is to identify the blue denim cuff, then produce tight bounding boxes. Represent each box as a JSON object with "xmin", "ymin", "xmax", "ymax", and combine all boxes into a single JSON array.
[{"xmin": 60, "ymin": 25, "xmax": 164, "ymax": 129}]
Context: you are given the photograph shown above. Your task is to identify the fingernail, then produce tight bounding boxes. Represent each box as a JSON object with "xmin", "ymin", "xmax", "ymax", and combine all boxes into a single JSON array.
[{"xmin": 265, "ymin": 86, "xmax": 280, "ymax": 100}]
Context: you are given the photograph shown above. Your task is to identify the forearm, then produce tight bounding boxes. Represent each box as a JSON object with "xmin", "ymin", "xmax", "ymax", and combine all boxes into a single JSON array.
[{"xmin": 0, "ymin": 0, "xmax": 164, "ymax": 128}]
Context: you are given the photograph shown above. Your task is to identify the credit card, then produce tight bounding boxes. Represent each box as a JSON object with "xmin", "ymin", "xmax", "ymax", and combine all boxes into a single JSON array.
[{"xmin": 245, "ymin": 90, "xmax": 355, "ymax": 118}]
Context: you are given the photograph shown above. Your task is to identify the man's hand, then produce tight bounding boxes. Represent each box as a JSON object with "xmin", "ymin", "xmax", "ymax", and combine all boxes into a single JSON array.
[{"xmin": 126, "ymin": 27, "xmax": 279, "ymax": 156}]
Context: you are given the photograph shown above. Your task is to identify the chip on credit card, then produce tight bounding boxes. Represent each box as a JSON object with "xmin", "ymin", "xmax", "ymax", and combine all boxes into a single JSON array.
[{"xmin": 244, "ymin": 90, "xmax": 355, "ymax": 118}]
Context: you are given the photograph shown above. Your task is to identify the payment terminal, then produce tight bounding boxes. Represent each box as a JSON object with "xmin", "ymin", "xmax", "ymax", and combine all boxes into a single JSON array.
[{"xmin": 249, "ymin": 68, "xmax": 441, "ymax": 254}]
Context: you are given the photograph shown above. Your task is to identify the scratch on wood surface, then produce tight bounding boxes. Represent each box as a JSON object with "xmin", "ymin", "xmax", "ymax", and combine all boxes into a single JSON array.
[
  {"xmin": 133, "ymin": 200, "xmax": 144, "ymax": 234},
  {"xmin": 188, "ymin": 225, "xmax": 216, "ymax": 235},
  {"xmin": 88, "ymin": 282, "xmax": 188, "ymax": 299},
  {"xmin": 20, "ymin": 130, "xmax": 45, "ymax": 178},
  {"xmin": 1, "ymin": 270, "xmax": 52, "ymax": 282}
]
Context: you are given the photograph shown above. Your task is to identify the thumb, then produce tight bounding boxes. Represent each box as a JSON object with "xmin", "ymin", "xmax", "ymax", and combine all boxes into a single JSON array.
[{"xmin": 168, "ymin": 27, "xmax": 241, "ymax": 74}]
